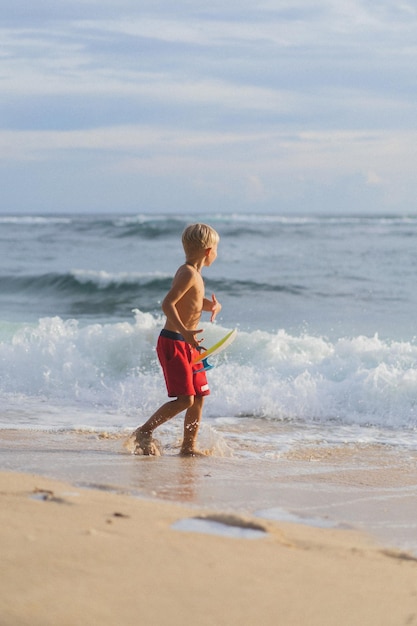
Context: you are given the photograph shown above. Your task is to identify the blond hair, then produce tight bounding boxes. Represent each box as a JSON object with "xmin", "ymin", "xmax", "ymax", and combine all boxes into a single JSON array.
[{"xmin": 182, "ymin": 223, "xmax": 219, "ymax": 253}]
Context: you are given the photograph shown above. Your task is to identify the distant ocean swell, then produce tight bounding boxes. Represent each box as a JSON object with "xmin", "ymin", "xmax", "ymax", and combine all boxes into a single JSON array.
[
  {"xmin": 0, "ymin": 271, "xmax": 172, "ymax": 296},
  {"xmin": 2, "ymin": 213, "xmax": 416, "ymax": 227},
  {"xmin": 0, "ymin": 215, "xmax": 194, "ymax": 239},
  {"xmin": 0, "ymin": 271, "xmax": 303, "ymax": 292},
  {"xmin": 0, "ymin": 271, "xmax": 306, "ymax": 309},
  {"xmin": 0, "ymin": 310, "xmax": 416, "ymax": 434},
  {"xmin": 0, "ymin": 272, "xmax": 171, "ymax": 319}
]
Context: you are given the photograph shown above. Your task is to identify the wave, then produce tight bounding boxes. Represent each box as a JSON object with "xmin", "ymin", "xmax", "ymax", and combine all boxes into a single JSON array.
[
  {"xmin": 0, "ymin": 216, "xmax": 73, "ymax": 225},
  {"xmin": 110, "ymin": 213, "xmax": 417, "ymax": 241},
  {"xmin": 0, "ymin": 214, "xmax": 190, "ymax": 239},
  {"xmin": 3, "ymin": 212, "xmax": 417, "ymax": 238},
  {"xmin": 0, "ymin": 270, "xmax": 306, "ymax": 300},
  {"xmin": 0, "ymin": 269, "xmax": 311, "ymax": 324},
  {"xmin": 0, "ymin": 271, "xmax": 172, "ymax": 315},
  {"xmin": 0, "ymin": 312, "xmax": 416, "ymax": 431}
]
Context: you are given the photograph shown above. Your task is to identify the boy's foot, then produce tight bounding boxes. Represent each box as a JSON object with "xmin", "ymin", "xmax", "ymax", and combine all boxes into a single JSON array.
[
  {"xmin": 179, "ymin": 447, "xmax": 208, "ymax": 457},
  {"xmin": 133, "ymin": 429, "xmax": 161, "ymax": 456}
]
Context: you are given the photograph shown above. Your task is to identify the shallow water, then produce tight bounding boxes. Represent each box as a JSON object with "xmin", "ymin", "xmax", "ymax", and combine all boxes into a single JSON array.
[{"xmin": 2, "ymin": 428, "xmax": 416, "ymax": 555}]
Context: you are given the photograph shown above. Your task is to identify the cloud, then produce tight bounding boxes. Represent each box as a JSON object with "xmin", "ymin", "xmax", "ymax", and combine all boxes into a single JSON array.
[
  {"xmin": 366, "ymin": 171, "xmax": 384, "ymax": 186},
  {"xmin": 1, "ymin": 0, "xmax": 417, "ymax": 214}
]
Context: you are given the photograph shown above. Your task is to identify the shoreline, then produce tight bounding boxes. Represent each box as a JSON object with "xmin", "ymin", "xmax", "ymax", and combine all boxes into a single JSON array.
[
  {"xmin": 1, "ymin": 470, "xmax": 417, "ymax": 626},
  {"xmin": 2, "ymin": 427, "xmax": 417, "ymax": 555}
]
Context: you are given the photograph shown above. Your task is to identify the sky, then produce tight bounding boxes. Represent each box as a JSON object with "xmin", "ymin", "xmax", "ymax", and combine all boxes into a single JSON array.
[{"xmin": 1, "ymin": 0, "xmax": 417, "ymax": 215}]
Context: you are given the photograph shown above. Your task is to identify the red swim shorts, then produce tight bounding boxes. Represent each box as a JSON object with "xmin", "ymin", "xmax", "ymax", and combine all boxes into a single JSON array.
[{"xmin": 157, "ymin": 329, "xmax": 210, "ymax": 398}]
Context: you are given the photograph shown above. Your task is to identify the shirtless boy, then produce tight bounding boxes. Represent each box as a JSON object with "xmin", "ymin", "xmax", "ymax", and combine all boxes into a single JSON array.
[{"xmin": 133, "ymin": 223, "xmax": 221, "ymax": 456}]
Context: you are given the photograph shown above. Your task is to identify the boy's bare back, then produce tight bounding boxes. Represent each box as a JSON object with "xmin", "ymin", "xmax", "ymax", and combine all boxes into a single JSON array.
[
  {"xmin": 160, "ymin": 234, "xmax": 219, "ymax": 348},
  {"xmin": 163, "ymin": 264, "xmax": 205, "ymax": 335}
]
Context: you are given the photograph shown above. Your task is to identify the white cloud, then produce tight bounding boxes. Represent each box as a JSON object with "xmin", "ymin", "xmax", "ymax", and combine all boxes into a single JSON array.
[
  {"xmin": 1, "ymin": 0, "xmax": 417, "ymax": 213},
  {"xmin": 3, "ymin": 125, "xmax": 416, "ymax": 180},
  {"xmin": 366, "ymin": 171, "xmax": 384, "ymax": 186}
]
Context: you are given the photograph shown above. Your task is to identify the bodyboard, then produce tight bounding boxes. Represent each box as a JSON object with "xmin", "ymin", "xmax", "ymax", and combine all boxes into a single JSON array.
[{"xmin": 192, "ymin": 328, "xmax": 237, "ymax": 364}]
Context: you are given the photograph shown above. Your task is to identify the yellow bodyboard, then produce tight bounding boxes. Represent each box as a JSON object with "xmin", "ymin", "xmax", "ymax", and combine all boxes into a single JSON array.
[{"xmin": 192, "ymin": 329, "xmax": 237, "ymax": 364}]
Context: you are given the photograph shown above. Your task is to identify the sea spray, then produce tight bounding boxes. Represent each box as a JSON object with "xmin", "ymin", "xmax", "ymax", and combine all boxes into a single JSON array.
[{"xmin": 0, "ymin": 311, "xmax": 416, "ymax": 431}]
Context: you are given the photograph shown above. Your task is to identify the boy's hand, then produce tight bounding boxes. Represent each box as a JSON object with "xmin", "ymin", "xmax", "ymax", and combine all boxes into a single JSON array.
[
  {"xmin": 210, "ymin": 293, "xmax": 222, "ymax": 322},
  {"xmin": 184, "ymin": 328, "xmax": 204, "ymax": 349}
]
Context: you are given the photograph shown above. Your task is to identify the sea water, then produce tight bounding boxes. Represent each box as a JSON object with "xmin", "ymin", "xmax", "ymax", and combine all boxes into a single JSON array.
[{"xmin": 0, "ymin": 214, "xmax": 416, "ymax": 551}]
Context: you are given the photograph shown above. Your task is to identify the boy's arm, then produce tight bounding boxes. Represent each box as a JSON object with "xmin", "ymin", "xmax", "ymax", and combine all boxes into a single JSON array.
[{"xmin": 202, "ymin": 293, "xmax": 222, "ymax": 322}]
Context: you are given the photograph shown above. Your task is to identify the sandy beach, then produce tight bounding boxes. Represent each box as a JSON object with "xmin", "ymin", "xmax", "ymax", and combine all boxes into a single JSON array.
[{"xmin": 1, "ymin": 469, "xmax": 417, "ymax": 626}]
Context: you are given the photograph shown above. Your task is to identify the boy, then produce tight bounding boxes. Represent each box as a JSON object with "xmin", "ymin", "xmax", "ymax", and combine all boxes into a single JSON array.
[{"xmin": 133, "ymin": 223, "xmax": 221, "ymax": 456}]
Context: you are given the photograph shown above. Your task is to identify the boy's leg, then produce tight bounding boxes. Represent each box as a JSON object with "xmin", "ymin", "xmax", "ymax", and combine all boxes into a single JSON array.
[
  {"xmin": 180, "ymin": 395, "xmax": 205, "ymax": 456},
  {"xmin": 134, "ymin": 395, "xmax": 194, "ymax": 455}
]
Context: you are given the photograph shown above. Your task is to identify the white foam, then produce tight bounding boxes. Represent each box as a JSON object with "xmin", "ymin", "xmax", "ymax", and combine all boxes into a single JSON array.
[
  {"xmin": 71, "ymin": 269, "xmax": 169, "ymax": 287},
  {"xmin": 0, "ymin": 313, "xmax": 416, "ymax": 435}
]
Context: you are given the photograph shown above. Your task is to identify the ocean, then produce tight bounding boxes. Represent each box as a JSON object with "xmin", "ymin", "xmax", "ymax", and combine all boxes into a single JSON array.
[{"xmin": 1, "ymin": 213, "xmax": 416, "ymax": 551}]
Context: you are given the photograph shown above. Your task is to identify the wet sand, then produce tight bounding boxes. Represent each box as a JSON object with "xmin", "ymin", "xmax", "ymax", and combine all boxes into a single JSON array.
[{"xmin": 1, "ymin": 428, "xmax": 417, "ymax": 553}]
